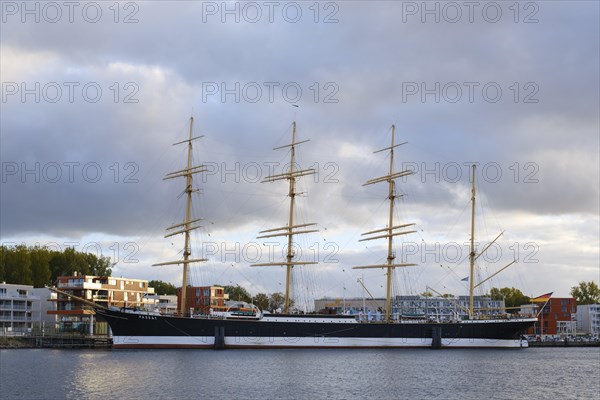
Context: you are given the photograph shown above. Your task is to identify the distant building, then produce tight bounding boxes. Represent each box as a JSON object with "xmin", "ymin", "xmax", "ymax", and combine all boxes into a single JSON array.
[
  {"xmin": 315, "ymin": 298, "xmax": 385, "ymax": 314},
  {"xmin": 576, "ymin": 304, "xmax": 600, "ymax": 336},
  {"xmin": 143, "ymin": 294, "xmax": 178, "ymax": 315},
  {"xmin": 314, "ymin": 295, "xmax": 506, "ymax": 320},
  {"xmin": 524, "ymin": 297, "xmax": 577, "ymax": 337},
  {"xmin": 177, "ymin": 286, "xmax": 228, "ymax": 315},
  {"xmin": 50, "ymin": 274, "xmax": 154, "ymax": 333},
  {"xmin": 394, "ymin": 295, "xmax": 506, "ymax": 319}
]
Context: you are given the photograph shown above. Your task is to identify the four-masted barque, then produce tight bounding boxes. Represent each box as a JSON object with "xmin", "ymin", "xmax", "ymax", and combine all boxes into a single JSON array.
[{"xmin": 96, "ymin": 119, "xmax": 537, "ymax": 349}]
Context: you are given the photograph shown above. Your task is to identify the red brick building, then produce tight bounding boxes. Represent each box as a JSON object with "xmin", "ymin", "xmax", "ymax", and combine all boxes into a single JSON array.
[
  {"xmin": 527, "ymin": 297, "xmax": 577, "ymax": 336},
  {"xmin": 177, "ymin": 285, "xmax": 228, "ymax": 315}
]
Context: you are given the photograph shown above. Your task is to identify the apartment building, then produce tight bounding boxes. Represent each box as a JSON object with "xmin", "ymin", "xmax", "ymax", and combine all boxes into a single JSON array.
[
  {"xmin": 315, "ymin": 295, "xmax": 506, "ymax": 320},
  {"xmin": 526, "ymin": 297, "xmax": 577, "ymax": 336},
  {"xmin": 50, "ymin": 274, "xmax": 154, "ymax": 333},
  {"xmin": 576, "ymin": 304, "xmax": 600, "ymax": 336},
  {"xmin": 177, "ymin": 285, "xmax": 228, "ymax": 315},
  {"xmin": 0, "ymin": 283, "xmax": 40, "ymax": 335}
]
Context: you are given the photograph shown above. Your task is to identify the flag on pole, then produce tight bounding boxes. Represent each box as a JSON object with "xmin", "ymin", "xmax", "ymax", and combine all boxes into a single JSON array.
[{"xmin": 531, "ymin": 292, "xmax": 553, "ymax": 302}]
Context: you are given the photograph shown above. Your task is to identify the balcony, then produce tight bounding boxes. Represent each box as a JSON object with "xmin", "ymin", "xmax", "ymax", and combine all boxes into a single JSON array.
[
  {"xmin": 8, "ymin": 305, "xmax": 31, "ymax": 311},
  {"xmin": 83, "ymin": 282, "xmax": 102, "ymax": 290},
  {"xmin": 0, "ymin": 316, "xmax": 30, "ymax": 321}
]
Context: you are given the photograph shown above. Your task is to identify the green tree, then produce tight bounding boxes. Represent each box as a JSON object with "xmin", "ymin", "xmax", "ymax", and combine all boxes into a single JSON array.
[
  {"xmin": 420, "ymin": 291, "xmax": 433, "ymax": 298},
  {"xmin": 30, "ymin": 246, "xmax": 52, "ymax": 288},
  {"xmin": 253, "ymin": 293, "xmax": 270, "ymax": 310},
  {"xmin": 570, "ymin": 281, "xmax": 600, "ymax": 305},
  {"xmin": 490, "ymin": 287, "xmax": 530, "ymax": 308},
  {"xmin": 86, "ymin": 253, "xmax": 113, "ymax": 276},
  {"xmin": 149, "ymin": 280, "xmax": 177, "ymax": 295},
  {"xmin": 222, "ymin": 285, "xmax": 251, "ymax": 302},
  {"xmin": 1, "ymin": 245, "xmax": 32, "ymax": 285},
  {"xmin": 0, "ymin": 246, "xmax": 6, "ymax": 282},
  {"xmin": 52, "ymin": 247, "xmax": 90, "ymax": 278}
]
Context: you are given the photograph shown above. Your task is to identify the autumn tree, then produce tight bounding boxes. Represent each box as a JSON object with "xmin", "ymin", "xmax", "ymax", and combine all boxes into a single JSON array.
[
  {"xmin": 253, "ymin": 293, "xmax": 270, "ymax": 310},
  {"xmin": 269, "ymin": 292, "xmax": 286, "ymax": 311},
  {"xmin": 570, "ymin": 281, "xmax": 600, "ymax": 305}
]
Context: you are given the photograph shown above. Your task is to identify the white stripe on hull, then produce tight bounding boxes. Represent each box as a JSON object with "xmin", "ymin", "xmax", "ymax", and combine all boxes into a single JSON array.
[
  {"xmin": 113, "ymin": 336, "xmax": 528, "ymax": 349},
  {"xmin": 113, "ymin": 335, "xmax": 215, "ymax": 348}
]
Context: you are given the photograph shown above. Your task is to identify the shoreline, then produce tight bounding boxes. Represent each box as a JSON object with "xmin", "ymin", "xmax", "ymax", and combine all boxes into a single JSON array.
[{"xmin": 0, "ymin": 335, "xmax": 112, "ymax": 349}]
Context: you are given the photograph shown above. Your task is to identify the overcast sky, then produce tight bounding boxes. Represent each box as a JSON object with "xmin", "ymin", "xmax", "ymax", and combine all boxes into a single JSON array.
[{"xmin": 1, "ymin": 1, "xmax": 598, "ymax": 306}]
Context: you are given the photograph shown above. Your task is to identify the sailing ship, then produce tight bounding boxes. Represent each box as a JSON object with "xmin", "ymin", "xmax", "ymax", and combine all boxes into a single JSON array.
[{"xmin": 95, "ymin": 119, "xmax": 537, "ymax": 349}]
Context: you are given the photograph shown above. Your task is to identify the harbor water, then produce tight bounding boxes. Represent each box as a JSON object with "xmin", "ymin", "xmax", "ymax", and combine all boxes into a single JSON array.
[{"xmin": 1, "ymin": 347, "xmax": 599, "ymax": 399}]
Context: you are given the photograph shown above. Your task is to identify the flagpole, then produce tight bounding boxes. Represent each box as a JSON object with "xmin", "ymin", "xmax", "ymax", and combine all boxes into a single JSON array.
[{"xmin": 535, "ymin": 297, "xmax": 552, "ymax": 338}]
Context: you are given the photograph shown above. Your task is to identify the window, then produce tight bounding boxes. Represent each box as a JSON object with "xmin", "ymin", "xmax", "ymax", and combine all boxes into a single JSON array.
[{"xmin": 204, "ymin": 289, "xmax": 210, "ymax": 297}]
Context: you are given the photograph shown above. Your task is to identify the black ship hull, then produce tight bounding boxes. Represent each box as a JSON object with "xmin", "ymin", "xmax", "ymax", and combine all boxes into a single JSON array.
[{"xmin": 96, "ymin": 308, "xmax": 536, "ymax": 349}]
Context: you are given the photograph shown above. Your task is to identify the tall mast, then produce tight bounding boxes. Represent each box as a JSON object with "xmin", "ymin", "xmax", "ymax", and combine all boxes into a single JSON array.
[
  {"xmin": 384, "ymin": 126, "xmax": 396, "ymax": 320},
  {"xmin": 465, "ymin": 164, "xmax": 518, "ymax": 318},
  {"xmin": 251, "ymin": 121, "xmax": 318, "ymax": 313},
  {"xmin": 353, "ymin": 125, "xmax": 417, "ymax": 321},
  {"xmin": 181, "ymin": 118, "xmax": 195, "ymax": 315},
  {"xmin": 468, "ymin": 164, "xmax": 476, "ymax": 319},
  {"xmin": 153, "ymin": 116, "xmax": 207, "ymax": 316},
  {"xmin": 284, "ymin": 122, "xmax": 298, "ymax": 312}
]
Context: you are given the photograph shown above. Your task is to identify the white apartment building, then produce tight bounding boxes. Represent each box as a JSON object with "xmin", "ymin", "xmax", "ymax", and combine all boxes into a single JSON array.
[
  {"xmin": 0, "ymin": 283, "xmax": 58, "ymax": 336},
  {"xmin": 576, "ymin": 304, "xmax": 600, "ymax": 336},
  {"xmin": 315, "ymin": 295, "xmax": 506, "ymax": 320},
  {"xmin": 0, "ymin": 283, "xmax": 40, "ymax": 335}
]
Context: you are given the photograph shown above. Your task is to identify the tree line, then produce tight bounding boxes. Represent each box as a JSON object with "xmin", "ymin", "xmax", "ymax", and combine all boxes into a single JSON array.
[
  {"xmin": 488, "ymin": 283, "xmax": 600, "ymax": 307},
  {"xmin": 2, "ymin": 245, "xmax": 598, "ymax": 307},
  {"xmin": 0, "ymin": 245, "xmax": 113, "ymax": 287}
]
